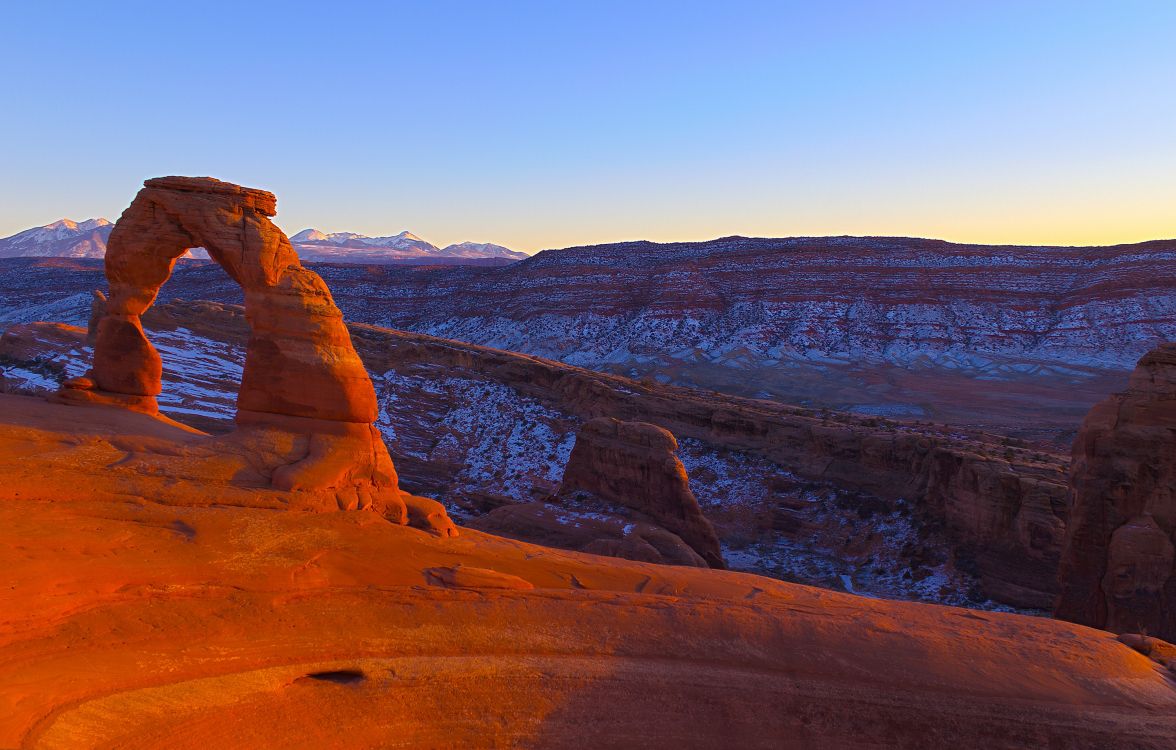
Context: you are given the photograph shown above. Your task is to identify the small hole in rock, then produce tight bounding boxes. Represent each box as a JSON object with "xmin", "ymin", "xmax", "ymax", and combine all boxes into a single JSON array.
[{"xmin": 304, "ymin": 669, "xmax": 366, "ymax": 685}]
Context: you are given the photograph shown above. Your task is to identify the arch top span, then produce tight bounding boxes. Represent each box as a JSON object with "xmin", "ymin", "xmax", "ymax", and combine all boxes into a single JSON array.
[{"xmin": 142, "ymin": 176, "xmax": 277, "ymax": 216}]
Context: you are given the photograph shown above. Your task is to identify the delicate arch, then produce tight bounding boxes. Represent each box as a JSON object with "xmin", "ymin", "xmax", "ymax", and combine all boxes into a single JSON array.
[{"xmin": 89, "ymin": 176, "xmax": 376, "ymax": 423}]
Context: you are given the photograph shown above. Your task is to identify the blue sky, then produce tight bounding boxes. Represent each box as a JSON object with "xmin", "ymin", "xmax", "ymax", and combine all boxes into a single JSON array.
[{"xmin": 2, "ymin": 1, "xmax": 1174, "ymax": 251}]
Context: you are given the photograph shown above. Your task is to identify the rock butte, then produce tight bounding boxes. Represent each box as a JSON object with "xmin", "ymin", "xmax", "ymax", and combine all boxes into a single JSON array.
[
  {"xmin": 472, "ymin": 418, "xmax": 724, "ymax": 569},
  {"xmin": 556, "ymin": 417, "xmax": 725, "ymax": 568},
  {"xmin": 50, "ymin": 176, "xmax": 455, "ymax": 536},
  {"xmin": 1057, "ymin": 343, "xmax": 1176, "ymax": 641}
]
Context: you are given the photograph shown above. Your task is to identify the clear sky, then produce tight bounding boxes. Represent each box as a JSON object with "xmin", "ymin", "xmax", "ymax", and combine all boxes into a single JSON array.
[{"xmin": 2, "ymin": 1, "xmax": 1174, "ymax": 253}]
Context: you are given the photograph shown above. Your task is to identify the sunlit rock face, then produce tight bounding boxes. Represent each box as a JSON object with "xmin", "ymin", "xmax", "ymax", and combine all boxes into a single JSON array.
[
  {"xmin": 2, "ymin": 392, "xmax": 1176, "ymax": 748},
  {"xmin": 50, "ymin": 176, "xmax": 455, "ymax": 535},
  {"xmin": 1056, "ymin": 343, "xmax": 1176, "ymax": 639}
]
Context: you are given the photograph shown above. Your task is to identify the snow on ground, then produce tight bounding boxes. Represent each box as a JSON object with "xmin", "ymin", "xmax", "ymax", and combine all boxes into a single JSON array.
[{"xmin": 376, "ymin": 370, "xmax": 577, "ymax": 506}]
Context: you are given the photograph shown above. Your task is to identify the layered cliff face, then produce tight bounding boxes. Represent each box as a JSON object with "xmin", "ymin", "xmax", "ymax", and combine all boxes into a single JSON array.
[
  {"xmin": 362, "ymin": 323, "xmax": 1071, "ymax": 608},
  {"xmin": 4, "ymin": 232, "xmax": 1172, "ymax": 443},
  {"xmin": 1056, "ymin": 343, "xmax": 1176, "ymax": 639}
]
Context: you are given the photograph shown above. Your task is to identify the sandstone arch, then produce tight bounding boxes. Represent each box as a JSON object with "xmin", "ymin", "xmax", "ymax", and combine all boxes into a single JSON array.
[{"xmin": 57, "ymin": 176, "xmax": 455, "ymax": 535}]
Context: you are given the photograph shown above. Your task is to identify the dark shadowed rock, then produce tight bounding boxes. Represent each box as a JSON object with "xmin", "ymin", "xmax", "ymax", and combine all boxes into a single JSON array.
[{"xmin": 1056, "ymin": 343, "xmax": 1176, "ymax": 639}]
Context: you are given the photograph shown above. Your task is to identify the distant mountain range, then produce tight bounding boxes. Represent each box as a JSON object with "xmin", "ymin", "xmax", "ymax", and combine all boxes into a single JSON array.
[
  {"xmin": 0, "ymin": 219, "xmax": 525, "ymax": 264},
  {"xmin": 0, "ymin": 219, "xmax": 113, "ymax": 258},
  {"xmin": 288, "ymin": 228, "xmax": 526, "ymax": 261}
]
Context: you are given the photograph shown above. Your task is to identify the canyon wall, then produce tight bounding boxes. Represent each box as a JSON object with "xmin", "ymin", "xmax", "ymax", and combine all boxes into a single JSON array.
[
  {"xmin": 1056, "ymin": 343, "xmax": 1176, "ymax": 639},
  {"xmin": 350, "ymin": 322, "xmax": 1071, "ymax": 608}
]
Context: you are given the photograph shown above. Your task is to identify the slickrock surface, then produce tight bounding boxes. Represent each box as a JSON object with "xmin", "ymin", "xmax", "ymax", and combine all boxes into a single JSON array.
[
  {"xmin": 471, "ymin": 501, "xmax": 711, "ymax": 567},
  {"xmin": 51, "ymin": 176, "xmax": 454, "ymax": 536},
  {"xmin": 1056, "ymin": 343, "xmax": 1176, "ymax": 640},
  {"xmin": 557, "ymin": 417, "xmax": 724, "ymax": 568},
  {"xmin": 2, "ymin": 394, "xmax": 1175, "ymax": 749}
]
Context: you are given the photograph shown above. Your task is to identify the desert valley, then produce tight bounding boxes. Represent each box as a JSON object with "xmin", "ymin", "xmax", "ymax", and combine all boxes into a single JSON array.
[
  {"xmin": 0, "ymin": 175, "xmax": 1172, "ymax": 748},
  {"xmin": 4, "ymin": 4, "xmax": 1176, "ymax": 747}
]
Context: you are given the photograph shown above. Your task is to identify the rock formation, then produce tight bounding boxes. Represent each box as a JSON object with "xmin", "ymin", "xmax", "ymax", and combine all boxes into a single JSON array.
[
  {"xmin": 556, "ymin": 418, "xmax": 724, "ymax": 568},
  {"xmin": 468, "ymin": 419, "xmax": 720, "ymax": 568},
  {"xmin": 0, "ymin": 322, "xmax": 86, "ymax": 364},
  {"xmin": 359, "ymin": 330, "xmax": 1069, "ymax": 605},
  {"xmin": 85, "ymin": 289, "xmax": 106, "ymax": 345},
  {"xmin": 52, "ymin": 176, "xmax": 454, "ymax": 535},
  {"xmin": 1056, "ymin": 343, "xmax": 1176, "ymax": 639},
  {"xmin": 1, "ymin": 391, "xmax": 1175, "ymax": 747},
  {"xmin": 6, "ymin": 290, "xmax": 1072, "ymax": 605},
  {"xmin": 198, "ymin": 233, "xmax": 1176, "ymax": 444}
]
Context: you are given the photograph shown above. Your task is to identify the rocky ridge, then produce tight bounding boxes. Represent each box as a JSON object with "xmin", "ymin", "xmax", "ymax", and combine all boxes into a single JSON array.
[{"xmin": 0, "ymin": 218, "xmax": 112, "ymax": 258}]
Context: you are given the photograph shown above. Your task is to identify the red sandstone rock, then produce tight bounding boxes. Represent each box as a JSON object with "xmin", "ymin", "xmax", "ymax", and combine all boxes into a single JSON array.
[
  {"xmin": 557, "ymin": 418, "xmax": 724, "ymax": 568},
  {"xmin": 1056, "ymin": 343, "xmax": 1176, "ymax": 639},
  {"xmin": 1, "ymin": 393, "xmax": 1175, "ymax": 748},
  {"xmin": 52, "ymin": 176, "xmax": 455, "ymax": 536},
  {"xmin": 424, "ymin": 564, "xmax": 535, "ymax": 590}
]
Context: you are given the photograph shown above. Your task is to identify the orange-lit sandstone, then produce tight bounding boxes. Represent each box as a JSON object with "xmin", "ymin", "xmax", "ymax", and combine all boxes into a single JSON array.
[
  {"xmin": 2, "ymin": 394, "xmax": 1176, "ymax": 748},
  {"xmin": 51, "ymin": 176, "xmax": 454, "ymax": 536},
  {"xmin": 4, "ymin": 177, "xmax": 1176, "ymax": 748}
]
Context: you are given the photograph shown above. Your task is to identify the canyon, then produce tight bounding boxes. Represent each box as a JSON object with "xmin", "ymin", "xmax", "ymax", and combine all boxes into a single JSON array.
[
  {"xmin": 1, "ymin": 177, "xmax": 1173, "ymax": 746},
  {"xmin": 2, "ymin": 297, "xmax": 1075, "ymax": 610},
  {"xmin": 4, "ymin": 229, "xmax": 1172, "ymax": 447}
]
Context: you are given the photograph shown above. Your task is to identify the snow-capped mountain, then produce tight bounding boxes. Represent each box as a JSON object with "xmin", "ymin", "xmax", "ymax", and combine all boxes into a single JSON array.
[
  {"xmin": 0, "ymin": 219, "xmax": 113, "ymax": 259},
  {"xmin": 290, "ymin": 228, "xmax": 527, "ymax": 262},
  {"xmin": 0, "ymin": 220, "xmax": 526, "ymax": 264},
  {"xmin": 439, "ymin": 241, "xmax": 521, "ymax": 259}
]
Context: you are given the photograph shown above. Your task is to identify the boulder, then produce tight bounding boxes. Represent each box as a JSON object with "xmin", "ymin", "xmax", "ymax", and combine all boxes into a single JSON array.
[{"xmin": 557, "ymin": 417, "xmax": 724, "ymax": 568}]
